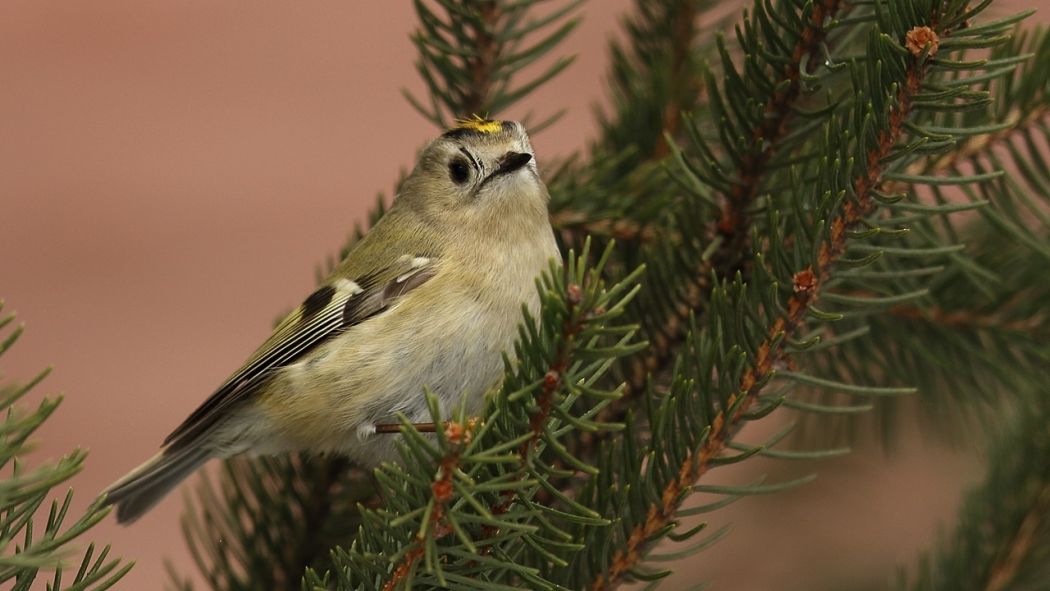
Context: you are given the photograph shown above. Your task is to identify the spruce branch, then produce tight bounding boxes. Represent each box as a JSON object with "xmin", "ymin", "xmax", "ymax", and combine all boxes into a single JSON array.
[
  {"xmin": 887, "ymin": 302, "xmax": 1049, "ymax": 338},
  {"xmin": 378, "ymin": 273, "xmax": 598, "ymax": 589},
  {"xmin": 901, "ymin": 378, "xmax": 1050, "ymax": 590},
  {"xmin": 884, "ymin": 103, "xmax": 1050, "ymax": 196},
  {"xmin": 380, "ymin": 420, "xmax": 475, "ymax": 591},
  {"xmin": 549, "ymin": 0, "xmax": 720, "ymax": 248},
  {"xmin": 800, "ymin": 23, "xmax": 1050, "ymax": 443},
  {"xmin": 626, "ymin": 0, "xmax": 852, "ymax": 393},
  {"xmin": 983, "ymin": 484, "xmax": 1050, "ymax": 591},
  {"xmin": 182, "ymin": 455, "xmax": 370, "ymax": 591},
  {"xmin": 714, "ymin": 0, "xmax": 847, "ymax": 264},
  {"xmin": 0, "ymin": 303, "xmax": 131, "ymax": 590},
  {"xmin": 589, "ymin": 3, "xmax": 1004, "ymax": 586},
  {"xmin": 405, "ymin": 0, "xmax": 581, "ymax": 126},
  {"xmin": 636, "ymin": 0, "xmax": 703, "ymax": 158}
]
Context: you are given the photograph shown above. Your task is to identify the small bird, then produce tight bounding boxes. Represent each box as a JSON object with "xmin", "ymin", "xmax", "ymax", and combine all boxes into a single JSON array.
[{"xmin": 102, "ymin": 118, "xmax": 559, "ymax": 523}]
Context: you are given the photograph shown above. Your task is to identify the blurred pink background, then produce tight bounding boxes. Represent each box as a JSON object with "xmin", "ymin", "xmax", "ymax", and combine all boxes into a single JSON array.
[{"xmin": 1, "ymin": 2, "xmax": 1044, "ymax": 589}]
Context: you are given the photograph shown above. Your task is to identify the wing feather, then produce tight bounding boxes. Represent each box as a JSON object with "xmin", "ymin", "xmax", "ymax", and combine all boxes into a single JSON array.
[{"xmin": 163, "ymin": 257, "xmax": 436, "ymax": 450}]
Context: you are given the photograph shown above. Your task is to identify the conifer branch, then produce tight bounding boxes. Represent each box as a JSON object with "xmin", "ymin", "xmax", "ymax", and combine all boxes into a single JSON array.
[
  {"xmin": 378, "ymin": 269, "xmax": 619, "ymax": 589},
  {"xmin": 627, "ymin": 0, "xmax": 850, "ymax": 393},
  {"xmin": 550, "ymin": 0, "xmax": 711, "ymax": 245},
  {"xmin": 983, "ymin": 482, "xmax": 1050, "ymax": 591},
  {"xmin": 810, "ymin": 23, "xmax": 1050, "ymax": 441},
  {"xmin": 315, "ymin": 247, "xmax": 641, "ymax": 590},
  {"xmin": 380, "ymin": 421, "xmax": 474, "ymax": 591},
  {"xmin": 593, "ymin": 16, "xmax": 959, "ymax": 589},
  {"xmin": 0, "ymin": 303, "xmax": 131, "ymax": 590},
  {"xmin": 714, "ymin": 0, "xmax": 846, "ymax": 258},
  {"xmin": 286, "ymin": 458, "xmax": 351, "ymax": 589},
  {"xmin": 902, "ymin": 377, "xmax": 1050, "ymax": 591},
  {"xmin": 406, "ymin": 0, "xmax": 580, "ymax": 125},
  {"xmin": 465, "ymin": 2, "xmax": 500, "ymax": 116},
  {"xmin": 382, "ymin": 276, "xmax": 593, "ymax": 580},
  {"xmin": 886, "ymin": 105, "xmax": 1050, "ymax": 193},
  {"xmin": 931, "ymin": 106, "xmax": 1050, "ymax": 171},
  {"xmin": 182, "ymin": 455, "xmax": 371, "ymax": 591},
  {"xmin": 888, "ymin": 302, "xmax": 1049, "ymax": 337},
  {"xmin": 651, "ymin": 0, "xmax": 702, "ymax": 157},
  {"xmin": 550, "ymin": 211, "xmax": 658, "ymax": 243}
]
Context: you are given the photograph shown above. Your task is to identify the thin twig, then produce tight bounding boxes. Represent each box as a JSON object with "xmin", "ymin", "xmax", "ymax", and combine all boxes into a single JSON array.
[
  {"xmin": 884, "ymin": 106, "xmax": 1050, "ymax": 194},
  {"xmin": 375, "ymin": 423, "xmax": 437, "ymax": 434},
  {"xmin": 381, "ymin": 421, "xmax": 474, "ymax": 591},
  {"xmin": 379, "ymin": 280, "xmax": 589, "ymax": 587},
  {"xmin": 652, "ymin": 0, "xmax": 701, "ymax": 157},
  {"xmin": 984, "ymin": 481, "xmax": 1050, "ymax": 591},
  {"xmin": 889, "ymin": 303, "xmax": 1049, "ymax": 337},
  {"xmin": 550, "ymin": 211, "xmax": 659, "ymax": 243},
  {"xmin": 628, "ymin": 0, "xmax": 848, "ymax": 394},
  {"xmin": 464, "ymin": 1, "xmax": 500, "ymax": 116}
]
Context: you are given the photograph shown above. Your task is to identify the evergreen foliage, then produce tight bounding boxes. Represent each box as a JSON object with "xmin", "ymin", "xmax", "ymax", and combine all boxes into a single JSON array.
[
  {"xmin": 171, "ymin": 0, "xmax": 1050, "ymax": 589},
  {"xmin": 902, "ymin": 377, "xmax": 1050, "ymax": 591},
  {"xmin": 0, "ymin": 302, "xmax": 131, "ymax": 590}
]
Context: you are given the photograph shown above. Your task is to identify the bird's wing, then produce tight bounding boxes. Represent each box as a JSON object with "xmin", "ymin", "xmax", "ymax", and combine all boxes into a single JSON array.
[{"xmin": 163, "ymin": 255, "xmax": 438, "ymax": 450}]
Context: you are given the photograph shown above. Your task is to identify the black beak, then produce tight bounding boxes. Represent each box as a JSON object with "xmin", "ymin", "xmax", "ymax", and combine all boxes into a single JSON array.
[{"xmin": 494, "ymin": 152, "xmax": 532, "ymax": 176}]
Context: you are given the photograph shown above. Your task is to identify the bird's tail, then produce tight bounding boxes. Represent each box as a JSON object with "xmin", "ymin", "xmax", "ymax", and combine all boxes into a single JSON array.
[{"xmin": 101, "ymin": 445, "xmax": 211, "ymax": 524}]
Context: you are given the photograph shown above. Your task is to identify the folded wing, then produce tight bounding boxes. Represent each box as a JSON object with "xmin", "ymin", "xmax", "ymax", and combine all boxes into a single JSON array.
[{"xmin": 163, "ymin": 255, "xmax": 437, "ymax": 451}]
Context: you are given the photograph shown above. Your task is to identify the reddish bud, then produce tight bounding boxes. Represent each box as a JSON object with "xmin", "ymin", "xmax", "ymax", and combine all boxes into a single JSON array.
[
  {"xmin": 544, "ymin": 370, "xmax": 561, "ymax": 389},
  {"xmin": 905, "ymin": 26, "xmax": 939, "ymax": 57},
  {"xmin": 793, "ymin": 268, "xmax": 817, "ymax": 294},
  {"xmin": 444, "ymin": 421, "xmax": 465, "ymax": 443}
]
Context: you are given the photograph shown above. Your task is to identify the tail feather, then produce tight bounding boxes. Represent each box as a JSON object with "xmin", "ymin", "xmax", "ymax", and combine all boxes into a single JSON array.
[{"xmin": 101, "ymin": 446, "xmax": 211, "ymax": 524}]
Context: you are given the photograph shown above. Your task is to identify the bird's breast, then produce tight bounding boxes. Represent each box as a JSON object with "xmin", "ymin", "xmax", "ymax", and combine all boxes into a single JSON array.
[{"xmin": 259, "ymin": 247, "xmax": 553, "ymax": 458}]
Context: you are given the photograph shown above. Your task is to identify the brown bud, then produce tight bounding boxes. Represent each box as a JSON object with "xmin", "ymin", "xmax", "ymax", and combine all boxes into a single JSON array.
[
  {"xmin": 793, "ymin": 268, "xmax": 817, "ymax": 294},
  {"xmin": 567, "ymin": 283, "xmax": 583, "ymax": 305},
  {"xmin": 444, "ymin": 421, "xmax": 465, "ymax": 443},
  {"xmin": 905, "ymin": 26, "xmax": 939, "ymax": 58},
  {"xmin": 544, "ymin": 370, "xmax": 561, "ymax": 389}
]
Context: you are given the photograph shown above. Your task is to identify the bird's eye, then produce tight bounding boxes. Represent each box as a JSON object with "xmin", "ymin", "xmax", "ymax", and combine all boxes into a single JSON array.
[{"xmin": 448, "ymin": 158, "xmax": 471, "ymax": 185}]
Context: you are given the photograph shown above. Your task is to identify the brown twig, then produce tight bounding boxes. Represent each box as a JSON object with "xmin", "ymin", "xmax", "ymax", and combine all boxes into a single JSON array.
[
  {"xmin": 550, "ymin": 210, "xmax": 660, "ymax": 243},
  {"xmin": 652, "ymin": 0, "xmax": 701, "ymax": 158},
  {"xmin": 381, "ymin": 421, "xmax": 475, "ymax": 591},
  {"xmin": 884, "ymin": 106, "xmax": 1050, "ymax": 195},
  {"xmin": 715, "ymin": 0, "xmax": 844, "ymax": 270},
  {"xmin": 627, "ymin": 0, "xmax": 848, "ymax": 394},
  {"xmin": 375, "ymin": 422, "xmax": 437, "ymax": 434},
  {"xmin": 462, "ymin": 1, "xmax": 500, "ymax": 116},
  {"xmin": 889, "ymin": 303, "xmax": 1049, "ymax": 337},
  {"xmin": 984, "ymin": 481, "xmax": 1050, "ymax": 591},
  {"xmin": 379, "ymin": 281, "xmax": 589, "ymax": 588},
  {"xmin": 590, "ymin": 23, "xmax": 942, "ymax": 591}
]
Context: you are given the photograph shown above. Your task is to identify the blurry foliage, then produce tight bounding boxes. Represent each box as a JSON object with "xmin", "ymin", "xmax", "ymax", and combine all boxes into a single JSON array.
[{"xmin": 0, "ymin": 303, "xmax": 132, "ymax": 590}]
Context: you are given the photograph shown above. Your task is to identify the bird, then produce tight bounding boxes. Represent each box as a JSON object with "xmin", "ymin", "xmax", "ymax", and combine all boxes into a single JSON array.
[{"xmin": 102, "ymin": 118, "xmax": 560, "ymax": 524}]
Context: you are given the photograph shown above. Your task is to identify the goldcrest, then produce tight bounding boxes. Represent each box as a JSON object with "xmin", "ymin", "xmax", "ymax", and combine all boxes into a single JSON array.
[{"xmin": 103, "ymin": 119, "xmax": 559, "ymax": 523}]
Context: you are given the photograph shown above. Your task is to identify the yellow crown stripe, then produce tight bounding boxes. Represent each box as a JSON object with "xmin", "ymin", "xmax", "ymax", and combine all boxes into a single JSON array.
[{"xmin": 453, "ymin": 115, "xmax": 503, "ymax": 134}]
